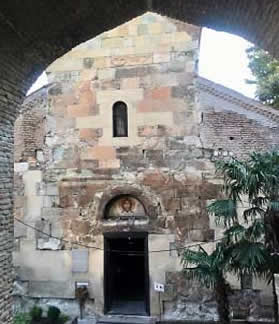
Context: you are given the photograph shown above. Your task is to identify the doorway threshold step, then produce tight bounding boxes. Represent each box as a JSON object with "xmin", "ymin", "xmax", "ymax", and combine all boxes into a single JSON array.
[{"xmin": 98, "ymin": 315, "xmax": 156, "ymax": 324}]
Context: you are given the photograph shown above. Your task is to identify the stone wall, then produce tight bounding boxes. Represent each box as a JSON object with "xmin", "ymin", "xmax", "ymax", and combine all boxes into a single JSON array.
[
  {"xmin": 1, "ymin": 1, "xmax": 279, "ymax": 322},
  {"xmin": 13, "ymin": 13, "xmax": 278, "ymax": 321}
]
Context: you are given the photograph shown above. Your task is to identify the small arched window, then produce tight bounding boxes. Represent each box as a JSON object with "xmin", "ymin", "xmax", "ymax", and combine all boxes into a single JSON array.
[{"xmin": 113, "ymin": 101, "xmax": 128, "ymax": 137}]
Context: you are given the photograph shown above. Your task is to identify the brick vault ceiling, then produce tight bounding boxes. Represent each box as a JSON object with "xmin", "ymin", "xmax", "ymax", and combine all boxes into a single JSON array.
[{"xmin": 0, "ymin": 0, "xmax": 278, "ymax": 68}]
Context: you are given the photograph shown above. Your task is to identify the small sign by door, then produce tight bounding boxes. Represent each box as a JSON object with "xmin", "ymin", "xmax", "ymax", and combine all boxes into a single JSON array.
[{"xmin": 154, "ymin": 282, "xmax": 164, "ymax": 292}]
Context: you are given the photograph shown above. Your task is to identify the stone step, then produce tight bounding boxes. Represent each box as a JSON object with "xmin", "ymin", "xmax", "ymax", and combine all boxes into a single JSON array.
[
  {"xmin": 78, "ymin": 320, "xmax": 96, "ymax": 324},
  {"xmin": 98, "ymin": 315, "xmax": 157, "ymax": 324}
]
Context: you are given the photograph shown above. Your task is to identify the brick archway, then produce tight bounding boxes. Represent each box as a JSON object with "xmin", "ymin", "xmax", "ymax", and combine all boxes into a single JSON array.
[{"xmin": 1, "ymin": 1, "xmax": 279, "ymax": 321}]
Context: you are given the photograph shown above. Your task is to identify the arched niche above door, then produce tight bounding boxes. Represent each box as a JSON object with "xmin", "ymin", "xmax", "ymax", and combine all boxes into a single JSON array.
[{"xmin": 105, "ymin": 195, "xmax": 146, "ymax": 220}]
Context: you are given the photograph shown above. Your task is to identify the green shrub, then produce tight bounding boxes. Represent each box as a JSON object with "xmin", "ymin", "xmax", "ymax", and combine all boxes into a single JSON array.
[
  {"xmin": 47, "ymin": 306, "xmax": 61, "ymax": 322},
  {"xmin": 57, "ymin": 314, "xmax": 69, "ymax": 324},
  {"xmin": 29, "ymin": 306, "xmax": 43, "ymax": 321},
  {"xmin": 14, "ymin": 312, "xmax": 31, "ymax": 324}
]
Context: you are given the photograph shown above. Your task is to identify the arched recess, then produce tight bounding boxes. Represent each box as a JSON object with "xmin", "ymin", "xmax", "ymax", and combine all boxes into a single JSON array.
[
  {"xmin": 96, "ymin": 185, "xmax": 160, "ymax": 222},
  {"xmin": 105, "ymin": 195, "xmax": 146, "ymax": 220}
]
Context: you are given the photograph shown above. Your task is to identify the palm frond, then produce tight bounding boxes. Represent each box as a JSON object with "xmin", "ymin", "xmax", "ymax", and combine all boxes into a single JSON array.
[
  {"xmin": 215, "ymin": 158, "xmax": 248, "ymax": 201},
  {"xmin": 223, "ymin": 223, "xmax": 246, "ymax": 243},
  {"xmin": 245, "ymin": 218, "xmax": 265, "ymax": 241},
  {"xmin": 268, "ymin": 201, "xmax": 279, "ymax": 211},
  {"xmin": 243, "ymin": 206, "xmax": 264, "ymax": 221},
  {"xmin": 228, "ymin": 240, "xmax": 268, "ymax": 278},
  {"xmin": 207, "ymin": 199, "xmax": 237, "ymax": 227},
  {"xmin": 181, "ymin": 245, "xmax": 227, "ymax": 288},
  {"xmin": 251, "ymin": 196, "xmax": 268, "ymax": 208}
]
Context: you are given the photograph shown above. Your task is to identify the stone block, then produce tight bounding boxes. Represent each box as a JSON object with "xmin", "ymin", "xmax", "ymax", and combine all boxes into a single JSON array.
[
  {"xmin": 36, "ymin": 150, "xmax": 44, "ymax": 162},
  {"xmin": 145, "ymin": 149, "xmax": 165, "ymax": 163},
  {"xmin": 98, "ymin": 68, "xmax": 115, "ymax": 80},
  {"xmin": 173, "ymin": 112, "xmax": 188, "ymax": 126},
  {"xmin": 186, "ymin": 61, "xmax": 196, "ymax": 72},
  {"xmin": 171, "ymin": 85, "xmax": 189, "ymax": 98},
  {"xmin": 45, "ymin": 183, "xmax": 59, "ymax": 196},
  {"xmin": 78, "ymin": 320, "xmax": 95, "ymax": 324},
  {"xmin": 96, "ymin": 88, "xmax": 143, "ymax": 104},
  {"xmin": 48, "ymin": 83, "xmax": 63, "ymax": 96},
  {"xmin": 123, "ymin": 38, "xmax": 133, "ymax": 48},
  {"xmin": 81, "ymin": 160, "xmax": 99, "ymax": 170},
  {"xmin": 14, "ymin": 196, "xmax": 25, "ymax": 209},
  {"xmin": 188, "ymin": 229, "xmax": 205, "ymax": 242},
  {"xmin": 55, "ymin": 117, "xmax": 76, "ymax": 132},
  {"xmin": 115, "ymin": 66, "xmax": 156, "ymax": 79},
  {"xmin": 14, "ymin": 222, "xmax": 27, "ymax": 238},
  {"xmin": 42, "ymin": 195, "xmax": 59, "ymax": 208},
  {"xmin": 165, "ymin": 198, "xmax": 181, "ymax": 212},
  {"xmin": 13, "ymin": 279, "xmax": 29, "ymax": 296},
  {"xmin": 83, "ymin": 57, "xmax": 94, "ymax": 69},
  {"xmin": 116, "ymin": 24, "xmax": 129, "ymax": 37},
  {"xmin": 99, "ymin": 159, "xmax": 120, "ymax": 169},
  {"xmin": 72, "ymin": 249, "xmax": 89, "ymax": 273},
  {"xmin": 164, "ymin": 23, "xmax": 177, "ymax": 33},
  {"xmin": 166, "ymin": 137, "xmax": 187, "ymax": 150},
  {"xmin": 14, "ymin": 208, "xmax": 24, "ymax": 219},
  {"xmin": 121, "ymin": 77, "xmax": 139, "ymax": 89},
  {"xmin": 23, "ymin": 171, "xmax": 42, "ymax": 196},
  {"xmin": 137, "ymin": 99, "xmax": 170, "ymax": 113},
  {"xmin": 136, "ymin": 111, "xmax": 173, "ymax": 127},
  {"xmin": 100, "ymin": 79, "xmax": 121, "ymax": 90},
  {"xmin": 146, "ymin": 87, "xmax": 171, "ymax": 100},
  {"xmin": 167, "ymin": 61, "xmax": 185, "ymax": 73},
  {"xmin": 111, "ymin": 54, "xmax": 152, "ymax": 67},
  {"xmin": 41, "ymin": 208, "xmax": 63, "ymax": 218},
  {"xmin": 94, "ymin": 57, "xmax": 110, "ymax": 69},
  {"xmin": 162, "ymin": 284, "xmax": 176, "ymax": 301},
  {"xmin": 138, "ymin": 24, "xmax": 149, "ymax": 35},
  {"xmin": 29, "ymin": 280, "xmax": 75, "ymax": 298},
  {"xmin": 149, "ymin": 23, "xmax": 163, "ymax": 34},
  {"xmin": 14, "ymin": 162, "xmax": 29, "ymax": 173},
  {"xmin": 67, "ymin": 102, "xmax": 96, "ymax": 118},
  {"xmin": 83, "ymin": 146, "xmax": 116, "ymax": 160},
  {"xmin": 102, "ymin": 37, "xmax": 124, "ymax": 48},
  {"xmin": 173, "ymin": 31, "xmax": 192, "ymax": 43},
  {"xmin": 153, "ymin": 53, "xmax": 171, "ymax": 64},
  {"xmin": 37, "ymin": 238, "xmax": 63, "ymax": 250},
  {"xmin": 76, "ymin": 116, "xmax": 99, "ymax": 129},
  {"xmin": 133, "ymin": 35, "xmax": 148, "ymax": 48},
  {"xmin": 199, "ymin": 182, "xmax": 220, "ymax": 199},
  {"xmin": 71, "ymin": 220, "xmax": 90, "ymax": 235},
  {"xmin": 80, "ymin": 128, "xmax": 102, "ymax": 140},
  {"xmin": 137, "ymin": 125, "xmax": 168, "ymax": 137},
  {"xmin": 128, "ymin": 23, "xmax": 138, "ymax": 36}
]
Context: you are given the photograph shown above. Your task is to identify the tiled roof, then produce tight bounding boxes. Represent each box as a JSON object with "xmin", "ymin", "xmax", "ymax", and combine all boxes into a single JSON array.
[{"xmin": 197, "ymin": 76, "xmax": 279, "ymax": 124}]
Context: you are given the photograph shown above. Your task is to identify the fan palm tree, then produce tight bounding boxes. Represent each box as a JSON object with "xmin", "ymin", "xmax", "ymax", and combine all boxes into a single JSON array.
[
  {"xmin": 207, "ymin": 151, "xmax": 279, "ymax": 323},
  {"xmin": 182, "ymin": 243, "xmax": 231, "ymax": 324}
]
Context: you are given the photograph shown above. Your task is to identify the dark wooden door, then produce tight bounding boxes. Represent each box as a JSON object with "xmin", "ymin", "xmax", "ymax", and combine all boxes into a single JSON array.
[{"xmin": 104, "ymin": 232, "xmax": 149, "ymax": 315}]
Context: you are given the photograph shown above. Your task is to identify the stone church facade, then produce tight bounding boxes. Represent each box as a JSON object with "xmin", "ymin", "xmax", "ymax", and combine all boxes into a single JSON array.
[{"xmin": 13, "ymin": 13, "xmax": 279, "ymax": 321}]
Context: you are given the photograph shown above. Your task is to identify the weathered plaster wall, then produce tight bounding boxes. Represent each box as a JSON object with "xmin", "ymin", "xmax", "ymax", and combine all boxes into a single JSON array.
[{"xmin": 13, "ymin": 13, "xmax": 279, "ymax": 321}]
